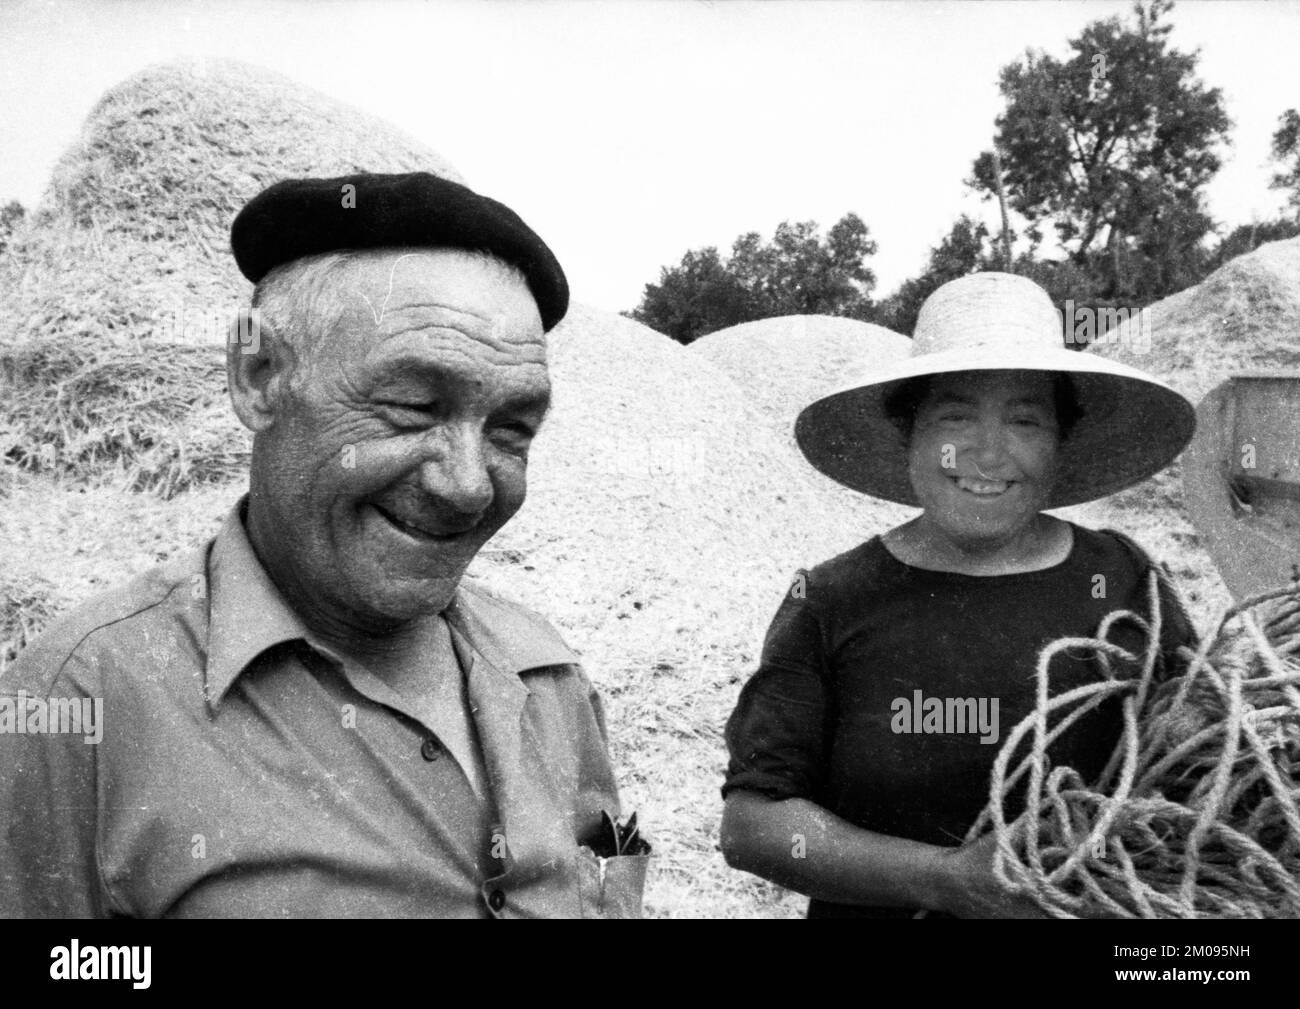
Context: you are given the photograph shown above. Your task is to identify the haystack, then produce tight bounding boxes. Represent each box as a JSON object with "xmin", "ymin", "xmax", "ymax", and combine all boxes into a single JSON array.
[
  {"xmin": 691, "ymin": 315, "xmax": 911, "ymax": 439},
  {"xmin": 0, "ymin": 58, "xmax": 462, "ymax": 494},
  {"xmin": 690, "ymin": 315, "xmax": 913, "ymax": 515},
  {"xmin": 1093, "ymin": 236, "xmax": 1300, "ymax": 405},
  {"xmin": 472, "ymin": 304, "xmax": 905, "ymax": 658}
]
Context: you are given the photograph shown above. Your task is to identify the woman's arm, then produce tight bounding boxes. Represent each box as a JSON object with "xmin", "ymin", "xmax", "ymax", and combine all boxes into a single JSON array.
[{"xmin": 720, "ymin": 789, "xmax": 1048, "ymax": 917}]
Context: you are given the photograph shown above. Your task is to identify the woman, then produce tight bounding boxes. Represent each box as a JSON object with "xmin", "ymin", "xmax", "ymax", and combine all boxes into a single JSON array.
[{"xmin": 720, "ymin": 272, "xmax": 1198, "ymax": 918}]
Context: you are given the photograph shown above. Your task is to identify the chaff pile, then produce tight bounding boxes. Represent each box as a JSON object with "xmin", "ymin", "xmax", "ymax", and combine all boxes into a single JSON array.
[{"xmin": 978, "ymin": 572, "xmax": 1300, "ymax": 918}]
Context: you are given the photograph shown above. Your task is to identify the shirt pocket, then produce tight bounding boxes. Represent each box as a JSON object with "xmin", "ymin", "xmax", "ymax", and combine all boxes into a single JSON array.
[{"xmin": 575, "ymin": 846, "xmax": 649, "ymax": 919}]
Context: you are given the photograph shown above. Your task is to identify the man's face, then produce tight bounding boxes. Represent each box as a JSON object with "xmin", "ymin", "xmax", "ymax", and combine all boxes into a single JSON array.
[
  {"xmin": 906, "ymin": 370, "xmax": 1061, "ymax": 549},
  {"xmin": 251, "ymin": 249, "xmax": 549, "ymax": 631}
]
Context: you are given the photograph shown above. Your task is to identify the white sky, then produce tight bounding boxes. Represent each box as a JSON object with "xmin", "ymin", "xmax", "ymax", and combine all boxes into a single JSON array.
[{"xmin": 2, "ymin": 0, "xmax": 1298, "ymax": 312}]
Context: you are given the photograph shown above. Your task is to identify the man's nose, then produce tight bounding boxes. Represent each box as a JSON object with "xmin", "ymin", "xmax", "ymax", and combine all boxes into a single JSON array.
[{"xmin": 417, "ymin": 426, "xmax": 494, "ymax": 515}]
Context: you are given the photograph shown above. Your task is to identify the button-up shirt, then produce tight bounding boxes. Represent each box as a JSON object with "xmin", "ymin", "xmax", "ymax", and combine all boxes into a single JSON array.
[{"xmin": 0, "ymin": 499, "xmax": 646, "ymax": 918}]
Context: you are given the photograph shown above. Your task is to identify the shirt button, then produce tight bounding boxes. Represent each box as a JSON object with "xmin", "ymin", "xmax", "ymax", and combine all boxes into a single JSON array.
[
  {"xmin": 488, "ymin": 888, "xmax": 506, "ymax": 912},
  {"xmin": 420, "ymin": 737, "xmax": 441, "ymax": 761}
]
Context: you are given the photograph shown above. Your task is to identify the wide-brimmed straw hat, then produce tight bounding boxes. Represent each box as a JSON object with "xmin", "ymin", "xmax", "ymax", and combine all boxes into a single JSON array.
[{"xmin": 795, "ymin": 272, "xmax": 1196, "ymax": 509}]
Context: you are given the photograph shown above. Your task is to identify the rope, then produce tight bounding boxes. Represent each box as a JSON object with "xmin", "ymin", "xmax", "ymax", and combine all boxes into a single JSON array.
[{"xmin": 969, "ymin": 571, "xmax": 1300, "ymax": 918}]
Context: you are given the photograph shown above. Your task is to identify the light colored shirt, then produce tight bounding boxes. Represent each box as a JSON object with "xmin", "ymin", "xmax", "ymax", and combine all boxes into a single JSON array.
[{"xmin": 0, "ymin": 498, "xmax": 647, "ymax": 918}]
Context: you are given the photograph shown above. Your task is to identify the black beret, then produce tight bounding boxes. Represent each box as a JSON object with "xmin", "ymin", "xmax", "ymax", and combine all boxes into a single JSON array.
[{"xmin": 230, "ymin": 172, "xmax": 569, "ymax": 331}]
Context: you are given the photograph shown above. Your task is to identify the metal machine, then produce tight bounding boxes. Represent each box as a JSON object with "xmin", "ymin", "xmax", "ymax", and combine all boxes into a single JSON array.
[{"xmin": 1182, "ymin": 370, "xmax": 1300, "ymax": 600}]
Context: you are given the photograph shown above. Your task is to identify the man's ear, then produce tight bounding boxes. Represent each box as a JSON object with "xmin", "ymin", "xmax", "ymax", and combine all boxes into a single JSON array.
[{"xmin": 227, "ymin": 307, "xmax": 298, "ymax": 433}]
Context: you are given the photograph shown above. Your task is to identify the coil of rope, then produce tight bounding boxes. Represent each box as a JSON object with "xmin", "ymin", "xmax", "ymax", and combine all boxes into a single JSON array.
[{"xmin": 967, "ymin": 570, "xmax": 1300, "ymax": 919}]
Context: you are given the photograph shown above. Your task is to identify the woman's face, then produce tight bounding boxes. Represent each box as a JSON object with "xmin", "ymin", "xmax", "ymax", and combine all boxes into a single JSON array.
[{"xmin": 906, "ymin": 370, "xmax": 1061, "ymax": 550}]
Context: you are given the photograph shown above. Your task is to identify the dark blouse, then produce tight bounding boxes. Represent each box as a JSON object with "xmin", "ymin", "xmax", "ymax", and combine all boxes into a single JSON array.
[{"xmin": 722, "ymin": 523, "xmax": 1196, "ymax": 919}]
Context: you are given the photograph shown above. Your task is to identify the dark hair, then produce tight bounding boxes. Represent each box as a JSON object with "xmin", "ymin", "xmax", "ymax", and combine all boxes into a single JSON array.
[{"xmin": 883, "ymin": 373, "xmax": 1083, "ymax": 440}]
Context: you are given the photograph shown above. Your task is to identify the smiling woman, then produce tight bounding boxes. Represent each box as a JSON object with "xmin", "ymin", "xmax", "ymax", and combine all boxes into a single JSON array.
[{"xmin": 720, "ymin": 272, "xmax": 1202, "ymax": 918}]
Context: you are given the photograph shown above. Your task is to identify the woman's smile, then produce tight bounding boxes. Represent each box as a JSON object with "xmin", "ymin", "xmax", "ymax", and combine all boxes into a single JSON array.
[{"xmin": 950, "ymin": 475, "xmax": 1016, "ymax": 498}]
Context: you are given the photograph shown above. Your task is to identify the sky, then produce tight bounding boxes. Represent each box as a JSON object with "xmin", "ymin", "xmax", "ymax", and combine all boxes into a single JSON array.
[{"xmin": 2, "ymin": 0, "xmax": 1299, "ymax": 313}]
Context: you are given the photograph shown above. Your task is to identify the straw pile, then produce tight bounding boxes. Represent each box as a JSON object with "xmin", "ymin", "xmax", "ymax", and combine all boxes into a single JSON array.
[
  {"xmin": 471, "ymin": 303, "xmax": 912, "ymax": 660},
  {"xmin": 980, "ymin": 573, "xmax": 1300, "ymax": 918},
  {"xmin": 1093, "ymin": 237, "xmax": 1300, "ymax": 405},
  {"xmin": 0, "ymin": 58, "xmax": 462, "ymax": 495},
  {"xmin": 690, "ymin": 315, "xmax": 911, "ymax": 439},
  {"xmin": 690, "ymin": 316, "xmax": 912, "ymax": 516}
]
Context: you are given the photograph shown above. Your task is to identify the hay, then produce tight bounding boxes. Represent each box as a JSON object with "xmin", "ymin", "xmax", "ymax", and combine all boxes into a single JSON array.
[
  {"xmin": 690, "ymin": 315, "xmax": 911, "ymax": 437},
  {"xmin": 0, "ymin": 59, "xmax": 462, "ymax": 493},
  {"xmin": 977, "ymin": 574, "xmax": 1300, "ymax": 918},
  {"xmin": 0, "ymin": 334, "xmax": 243, "ymax": 495},
  {"xmin": 690, "ymin": 315, "xmax": 913, "ymax": 519},
  {"xmin": 1093, "ymin": 236, "xmax": 1300, "ymax": 405},
  {"xmin": 472, "ymin": 304, "xmax": 909, "ymax": 654},
  {"xmin": 0, "ymin": 469, "xmax": 237, "ymax": 677},
  {"xmin": 0, "ymin": 571, "xmax": 59, "ymax": 678}
]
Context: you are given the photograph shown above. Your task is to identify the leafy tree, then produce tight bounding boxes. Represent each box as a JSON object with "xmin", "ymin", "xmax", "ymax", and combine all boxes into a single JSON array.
[
  {"xmin": 969, "ymin": 0, "xmax": 1230, "ymax": 302},
  {"xmin": 626, "ymin": 247, "xmax": 752, "ymax": 347},
  {"xmin": 1206, "ymin": 217, "xmax": 1300, "ymax": 273},
  {"xmin": 875, "ymin": 216, "xmax": 996, "ymax": 335},
  {"xmin": 0, "ymin": 201, "xmax": 25, "ymax": 256},
  {"xmin": 628, "ymin": 213, "xmax": 877, "ymax": 344},
  {"xmin": 1269, "ymin": 108, "xmax": 1300, "ymax": 213}
]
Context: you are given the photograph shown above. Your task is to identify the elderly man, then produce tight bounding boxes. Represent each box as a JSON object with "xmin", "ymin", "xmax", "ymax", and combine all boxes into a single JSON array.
[{"xmin": 0, "ymin": 172, "xmax": 647, "ymax": 918}]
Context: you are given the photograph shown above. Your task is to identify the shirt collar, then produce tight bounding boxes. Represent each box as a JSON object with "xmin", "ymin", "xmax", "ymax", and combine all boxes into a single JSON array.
[
  {"xmin": 204, "ymin": 497, "xmax": 314, "ymax": 709},
  {"xmin": 443, "ymin": 579, "xmax": 580, "ymax": 681},
  {"xmin": 204, "ymin": 497, "xmax": 580, "ymax": 710}
]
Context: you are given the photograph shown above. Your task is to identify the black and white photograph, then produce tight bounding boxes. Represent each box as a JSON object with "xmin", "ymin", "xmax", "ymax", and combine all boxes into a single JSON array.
[{"xmin": 0, "ymin": 0, "xmax": 1296, "ymax": 968}]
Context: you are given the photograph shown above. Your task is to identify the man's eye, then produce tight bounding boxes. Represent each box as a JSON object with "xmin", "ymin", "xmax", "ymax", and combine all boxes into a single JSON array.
[
  {"xmin": 493, "ymin": 422, "xmax": 536, "ymax": 442},
  {"xmin": 1012, "ymin": 416, "xmax": 1042, "ymax": 427},
  {"xmin": 378, "ymin": 403, "xmax": 434, "ymax": 427}
]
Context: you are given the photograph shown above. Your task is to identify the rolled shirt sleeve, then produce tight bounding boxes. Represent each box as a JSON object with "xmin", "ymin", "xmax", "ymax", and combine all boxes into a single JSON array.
[{"xmin": 723, "ymin": 571, "xmax": 831, "ymax": 802}]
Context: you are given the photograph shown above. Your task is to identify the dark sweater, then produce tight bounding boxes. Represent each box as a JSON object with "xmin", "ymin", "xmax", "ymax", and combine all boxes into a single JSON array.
[{"xmin": 722, "ymin": 524, "xmax": 1195, "ymax": 919}]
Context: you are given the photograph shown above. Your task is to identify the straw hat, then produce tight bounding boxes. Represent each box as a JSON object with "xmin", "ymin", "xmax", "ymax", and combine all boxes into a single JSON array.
[{"xmin": 795, "ymin": 272, "xmax": 1196, "ymax": 508}]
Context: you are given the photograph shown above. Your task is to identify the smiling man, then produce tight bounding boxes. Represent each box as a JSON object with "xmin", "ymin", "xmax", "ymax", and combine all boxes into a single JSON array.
[{"xmin": 0, "ymin": 172, "xmax": 647, "ymax": 918}]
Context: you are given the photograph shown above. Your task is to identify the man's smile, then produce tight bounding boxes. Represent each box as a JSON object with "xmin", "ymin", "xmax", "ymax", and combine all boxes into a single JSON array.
[{"xmin": 369, "ymin": 503, "xmax": 480, "ymax": 543}]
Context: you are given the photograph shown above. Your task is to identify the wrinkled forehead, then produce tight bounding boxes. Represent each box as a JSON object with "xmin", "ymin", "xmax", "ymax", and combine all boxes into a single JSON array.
[{"xmin": 324, "ymin": 249, "xmax": 549, "ymax": 381}]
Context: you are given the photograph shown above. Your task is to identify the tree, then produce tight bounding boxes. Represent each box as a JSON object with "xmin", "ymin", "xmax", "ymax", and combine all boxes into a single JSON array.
[
  {"xmin": 628, "ymin": 213, "xmax": 877, "ymax": 344},
  {"xmin": 875, "ymin": 216, "xmax": 996, "ymax": 335},
  {"xmin": 1269, "ymin": 108, "xmax": 1300, "ymax": 213},
  {"xmin": 0, "ymin": 201, "xmax": 25, "ymax": 256},
  {"xmin": 1206, "ymin": 218, "xmax": 1300, "ymax": 273},
  {"xmin": 626, "ymin": 247, "xmax": 752, "ymax": 347},
  {"xmin": 969, "ymin": 0, "xmax": 1230, "ymax": 302}
]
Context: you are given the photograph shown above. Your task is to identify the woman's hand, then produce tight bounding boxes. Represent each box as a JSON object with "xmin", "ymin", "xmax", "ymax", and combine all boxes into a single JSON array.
[{"xmin": 936, "ymin": 832, "xmax": 1052, "ymax": 918}]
